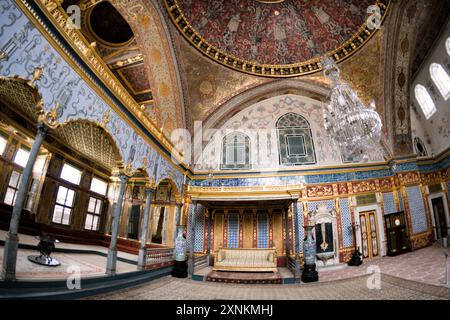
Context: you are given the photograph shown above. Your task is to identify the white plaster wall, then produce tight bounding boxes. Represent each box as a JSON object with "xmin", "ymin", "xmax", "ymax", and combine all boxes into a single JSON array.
[
  {"xmin": 410, "ymin": 20, "xmax": 450, "ymax": 156},
  {"xmin": 196, "ymin": 94, "xmax": 385, "ymax": 170}
]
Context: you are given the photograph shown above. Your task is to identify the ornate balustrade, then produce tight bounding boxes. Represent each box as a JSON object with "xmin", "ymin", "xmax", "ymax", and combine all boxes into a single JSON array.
[{"xmin": 145, "ymin": 247, "xmax": 175, "ymax": 270}]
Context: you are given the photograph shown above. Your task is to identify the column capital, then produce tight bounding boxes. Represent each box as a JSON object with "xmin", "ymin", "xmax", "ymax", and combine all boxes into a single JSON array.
[{"xmin": 37, "ymin": 103, "xmax": 61, "ymax": 130}]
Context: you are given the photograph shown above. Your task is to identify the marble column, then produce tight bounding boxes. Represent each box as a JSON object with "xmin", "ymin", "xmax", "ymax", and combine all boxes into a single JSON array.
[
  {"xmin": 137, "ymin": 187, "xmax": 154, "ymax": 271},
  {"xmin": 172, "ymin": 204, "xmax": 182, "ymax": 246},
  {"xmin": 2, "ymin": 124, "xmax": 48, "ymax": 281},
  {"xmin": 292, "ymin": 200, "xmax": 301, "ymax": 279},
  {"xmin": 106, "ymin": 174, "xmax": 129, "ymax": 276},
  {"xmin": 188, "ymin": 201, "xmax": 198, "ymax": 277},
  {"xmin": 206, "ymin": 208, "xmax": 212, "ymax": 265},
  {"xmin": 284, "ymin": 208, "xmax": 290, "ymax": 266}
]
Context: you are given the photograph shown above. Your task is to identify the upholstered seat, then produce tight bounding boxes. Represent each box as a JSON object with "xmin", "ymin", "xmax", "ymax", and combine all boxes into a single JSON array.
[{"xmin": 213, "ymin": 248, "xmax": 277, "ymax": 272}]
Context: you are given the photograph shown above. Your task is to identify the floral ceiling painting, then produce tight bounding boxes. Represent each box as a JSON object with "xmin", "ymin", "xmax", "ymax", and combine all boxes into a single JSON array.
[{"xmin": 177, "ymin": 0, "xmax": 372, "ymax": 65}]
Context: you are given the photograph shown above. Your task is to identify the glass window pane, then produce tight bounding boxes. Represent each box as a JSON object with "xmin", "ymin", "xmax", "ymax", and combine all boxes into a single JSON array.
[
  {"xmin": 13, "ymin": 148, "xmax": 30, "ymax": 168},
  {"xmin": 226, "ymin": 145, "xmax": 235, "ymax": 164},
  {"xmin": 446, "ymin": 37, "xmax": 450, "ymax": 56},
  {"xmin": 287, "ymin": 135, "xmax": 306, "ymax": 156},
  {"xmin": 56, "ymin": 186, "xmax": 68, "ymax": 205},
  {"xmin": 0, "ymin": 136, "xmax": 7, "ymax": 155},
  {"xmin": 415, "ymin": 84, "xmax": 437, "ymax": 119},
  {"xmin": 85, "ymin": 214, "xmax": 93, "ymax": 230},
  {"xmin": 33, "ymin": 156, "xmax": 46, "ymax": 174},
  {"xmin": 4, "ymin": 188, "xmax": 16, "ymax": 205},
  {"xmin": 52, "ymin": 205, "xmax": 64, "ymax": 223},
  {"xmin": 62, "ymin": 209, "xmax": 71, "ymax": 225},
  {"xmin": 95, "ymin": 200, "xmax": 101, "ymax": 214},
  {"xmin": 65, "ymin": 189, "xmax": 75, "ymax": 207},
  {"xmin": 90, "ymin": 177, "xmax": 108, "ymax": 195},
  {"xmin": 93, "ymin": 216, "xmax": 99, "ymax": 231},
  {"xmin": 60, "ymin": 163, "xmax": 82, "ymax": 185},
  {"xmin": 430, "ymin": 63, "xmax": 450, "ymax": 100},
  {"xmin": 25, "ymin": 196, "xmax": 34, "ymax": 211},
  {"xmin": 88, "ymin": 197, "xmax": 96, "ymax": 213},
  {"xmin": 235, "ymin": 146, "xmax": 244, "ymax": 164},
  {"xmin": 9, "ymin": 171, "xmax": 22, "ymax": 188}
]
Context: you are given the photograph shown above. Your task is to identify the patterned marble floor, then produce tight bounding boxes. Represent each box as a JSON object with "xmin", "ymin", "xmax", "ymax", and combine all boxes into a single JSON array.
[
  {"xmin": 87, "ymin": 274, "xmax": 450, "ymax": 300},
  {"xmin": 0, "ymin": 247, "xmax": 136, "ymax": 279},
  {"xmin": 319, "ymin": 243, "xmax": 449, "ymax": 286}
]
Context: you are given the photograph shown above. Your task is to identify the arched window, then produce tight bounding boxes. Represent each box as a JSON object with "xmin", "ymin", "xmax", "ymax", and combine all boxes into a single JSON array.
[
  {"xmin": 415, "ymin": 84, "xmax": 436, "ymax": 119},
  {"xmin": 430, "ymin": 63, "xmax": 450, "ymax": 100},
  {"xmin": 413, "ymin": 136, "xmax": 428, "ymax": 157},
  {"xmin": 446, "ymin": 37, "xmax": 450, "ymax": 56},
  {"xmin": 276, "ymin": 113, "xmax": 316, "ymax": 165},
  {"xmin": 221, "ymin": 132, "xmax": 251, "ymax": 170}
]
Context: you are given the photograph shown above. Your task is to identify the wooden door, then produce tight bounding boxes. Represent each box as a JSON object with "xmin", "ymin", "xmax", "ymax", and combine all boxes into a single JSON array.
[{"xmin": 359, "ymin": 210, "xmax": 379, "ymax": 259}]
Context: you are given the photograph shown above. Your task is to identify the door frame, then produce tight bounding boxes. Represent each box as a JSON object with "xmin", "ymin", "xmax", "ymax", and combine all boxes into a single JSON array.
[
  {"xmin": 427, "ymin": 192, "xmax": 450, "ymax": 241},
  {"xmin": 353, "ymin": 204, "xmax": 386, "ymax": 258}
]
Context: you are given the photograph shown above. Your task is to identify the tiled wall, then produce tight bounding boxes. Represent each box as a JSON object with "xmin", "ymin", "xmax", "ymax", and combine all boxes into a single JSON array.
[
  {"xmin": 187, "ymin": 204, "xmax": 205, "ymax": 252},
  {"xmin": 339, "ymin": 199, "xmax": 354, "ymax": 248},
  {"xmin": 294, "ymin": 203, "xmax": 304, "ymax": 252},
  {"xmin": 228, "ymin": 214, "xmax": 239, "ymax": 248},
  {"xmin": 397, "ymin": 190, "xmax": 405, "ymax": 212},
  {"xmin": 257, "ymin": 213, "xmax": 269, "ymax": 248},
  {"xmin": 406, "ymin": 186, "xmax": 428, "ymax": 234},
  {"xmin": 383, "ymin": 192, "xmax": 397, "ymax": 215}
]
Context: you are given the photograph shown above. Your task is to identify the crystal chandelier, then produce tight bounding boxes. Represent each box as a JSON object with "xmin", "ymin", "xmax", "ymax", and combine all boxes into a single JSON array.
[{"xmin": 321, "ymin": 57, "xmax": 382, "ymax": 162}]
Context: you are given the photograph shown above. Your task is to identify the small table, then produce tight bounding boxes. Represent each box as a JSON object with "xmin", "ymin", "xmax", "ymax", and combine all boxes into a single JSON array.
[{"xmin": 27, "ymin": 235, "xmax": 61, "ymax": 267}]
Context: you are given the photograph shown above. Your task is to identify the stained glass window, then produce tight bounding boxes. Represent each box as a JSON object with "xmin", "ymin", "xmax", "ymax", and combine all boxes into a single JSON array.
[
  {"xmin": 276, "ymin": 113, "xmax": 316, "ymax": 165},
  {"xmin": 221, "ymin": 132, "xmax": 251, "ymax": 170}
]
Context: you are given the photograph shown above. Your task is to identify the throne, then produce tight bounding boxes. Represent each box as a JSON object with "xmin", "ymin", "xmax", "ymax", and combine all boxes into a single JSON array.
[{"xmin": 308, "ymin": 204, "xmax": 340, "ymax": 267}]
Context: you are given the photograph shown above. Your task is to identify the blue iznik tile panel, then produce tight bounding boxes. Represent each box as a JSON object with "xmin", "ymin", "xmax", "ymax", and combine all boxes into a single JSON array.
[
  {"xmin": 383, "ymin": 192, "xmax": 396, "ymax": 215},
  {"xmin": 339, "ymin": 199, "xmax": 354, "ymax": 248},
  {"xmin": 406, "ymin": 186, "xmax": 428, "ymax": 234},
  {"xmin": 257, "ymin": 213, "xmax": 269, "ymax": 248},
  {"xmin": 187, "ymin": 203, "xmax": 205, "ymax": 252},
  {"xmin": 418, "ymin": 155, "xmax": 450, "ymax": 173},
  {"xmin": 228, "ymin": 214, "xmax": 239, "ymax": 248},
  {"xmin": 294, "ymin": 203, "xmax": 304, "ymax": 252},
  {"xmin": 0, "ymin": 2, "xmax": 184, "ymax": 194},
  {"xmin": 191, "ymin": 169, "xmax": 394, "ymax": 187},
  {"xmin": 398, "ymin": 190, "xmax": 405, "ymax": 212}
]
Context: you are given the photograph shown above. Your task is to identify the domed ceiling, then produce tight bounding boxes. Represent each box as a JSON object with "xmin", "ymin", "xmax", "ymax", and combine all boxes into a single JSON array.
[{"xmin": 164, "ymin": 0, "xmax": 390, "ymax": 77}]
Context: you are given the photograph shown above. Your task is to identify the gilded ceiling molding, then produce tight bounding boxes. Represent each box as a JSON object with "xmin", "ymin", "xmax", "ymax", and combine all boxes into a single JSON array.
[
  {"xmin": 164, "ymin": 0, "xmax": 391, "ymax": 78},
  {"xmin": 28, "ymin": 0, "xmax": 184, "ymax": 162},
  {"xmin": 110, "ymin": 0, "xmax": 185, "ymax": 134},
  {"xmin": 383, "ymin": 0, "xmax": 427, "ymax": 156}
]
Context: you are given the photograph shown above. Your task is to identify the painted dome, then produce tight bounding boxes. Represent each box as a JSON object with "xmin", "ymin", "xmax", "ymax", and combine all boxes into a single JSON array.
[{"xmin": 164, "ymin": 0, "xmax": 389, "ymax": 77}]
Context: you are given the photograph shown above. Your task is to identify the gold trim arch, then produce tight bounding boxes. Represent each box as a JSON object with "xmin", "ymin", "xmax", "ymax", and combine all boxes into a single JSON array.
[
  {"xmin": 0, "ymin": 76, "xmax": 45, "ymax": 123},
  {"xmin": 53, "ymin": 119, "xmax": 124, "ymax": 170}
]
